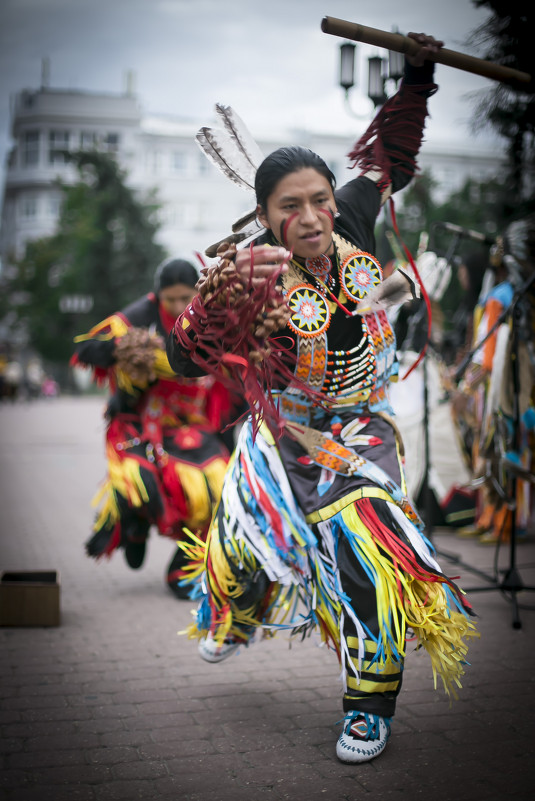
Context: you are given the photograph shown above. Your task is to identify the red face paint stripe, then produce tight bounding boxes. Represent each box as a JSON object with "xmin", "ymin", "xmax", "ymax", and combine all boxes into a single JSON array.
[
  {"xmin": 319, "ymin": 207, "xmax": 335, "ymax": 230},
  {"xmin": 281, "ymin": 213, "xmax": 299, "ymax": 246}
]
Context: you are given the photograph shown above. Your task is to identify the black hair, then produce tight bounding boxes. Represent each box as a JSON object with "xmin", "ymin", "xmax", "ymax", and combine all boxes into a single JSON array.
[
  {"xmin": 255, "ymin": 146, "xmax": 336, "ymax": 210},
  {"xmin": 153, "ymin": 258, "xmax": 198, "ymax": 294}
]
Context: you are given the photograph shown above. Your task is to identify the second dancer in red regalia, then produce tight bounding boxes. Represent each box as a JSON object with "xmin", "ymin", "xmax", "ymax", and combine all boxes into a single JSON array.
[{"xmin": 72, "ymin": 258, "xmax": 233, "ymax": 598}]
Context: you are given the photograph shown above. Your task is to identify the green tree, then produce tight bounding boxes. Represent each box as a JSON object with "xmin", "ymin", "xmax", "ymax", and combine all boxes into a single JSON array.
[
  {"xmin": 378, "ymin": 171, "xmax": 438, "ymax": 262},
  {"xmin": 11, "ymin": 151, "xmax": 166, "ymax": 365},
  {"xmin": 387, "ymin": 170, "xmax": 505, "ymax": 258},
  {"xmin": 467, "ymin": 1, "xmax": 535, "ymax": 219},
  {"xmin": 382, "ymin": 170, "xmax": 508, "ymax": 337}
]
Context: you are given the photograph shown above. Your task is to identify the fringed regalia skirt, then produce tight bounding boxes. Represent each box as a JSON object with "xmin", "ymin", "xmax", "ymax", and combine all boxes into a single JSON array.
[
  {"xmin": 183, "ymin": 410, "xmax": 477, "ymax": 716},
  {"xmin": 86, "ymin": 412, "xmax": 229, "ymax": 559}
]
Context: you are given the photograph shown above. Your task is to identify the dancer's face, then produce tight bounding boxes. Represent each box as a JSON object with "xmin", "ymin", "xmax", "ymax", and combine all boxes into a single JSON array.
[
  {"xmin": 159, "ymin": 283, "xmax": 197, "ymax": 318},
  {"xmin": 257, "ymin": 168, "xmax": 337, "ymax": 260}
]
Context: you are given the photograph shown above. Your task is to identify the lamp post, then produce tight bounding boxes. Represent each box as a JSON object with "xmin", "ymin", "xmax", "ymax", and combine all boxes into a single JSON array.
[
  {"xmin": 338, "ymin": 42, "xmax": 369, "ymax": 120},
  {"xmin": 367, "ymin": 55, "xmax": 387, "ymax": 108},
  {"xmin": 388, "ymin": 44, "xmax": 405, "ymax": 84},
  {"xmin": 339, "ymin": 42, "xmax": 357, "ymax": 93},
  {"xmin": 338, "ymin": 32, "xmax": 404, "ymax": 116}
]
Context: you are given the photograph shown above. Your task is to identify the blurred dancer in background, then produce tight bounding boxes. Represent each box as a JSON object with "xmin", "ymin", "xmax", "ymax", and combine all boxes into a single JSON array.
[
  {"xmin": 73, "ymin": 257, "xmax": 232, "ymax": 598},
  {"xmin": 453, "ymin": 220, "xmax": 534, "ymax": 543}
]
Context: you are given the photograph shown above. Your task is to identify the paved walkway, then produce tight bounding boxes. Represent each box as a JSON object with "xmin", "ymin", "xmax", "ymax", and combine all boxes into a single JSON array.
[{"xmin": 1, "ymin": 396, "xmax": 534, "ymax": 801}]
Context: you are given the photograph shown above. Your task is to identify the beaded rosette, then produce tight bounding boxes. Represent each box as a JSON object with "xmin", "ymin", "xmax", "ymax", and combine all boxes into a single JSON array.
[
  {"xmin": 286, "ymin": 283, "xmax": 331, "ymax": 338},
  {"xmin": 339, "ymin": 250, "xmax": 382, "ymax": 303}
]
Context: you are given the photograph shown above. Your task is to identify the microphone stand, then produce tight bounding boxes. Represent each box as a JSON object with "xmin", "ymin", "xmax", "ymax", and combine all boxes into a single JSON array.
[{"xmin": 402, "ymin": 232, "xmax": 462, "ymax": 540}]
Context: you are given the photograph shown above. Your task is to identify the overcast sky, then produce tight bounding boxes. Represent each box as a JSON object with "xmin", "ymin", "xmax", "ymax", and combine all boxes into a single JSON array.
[{"xmin": 0, "ymin": 0, "xmax": 504, "ymax": 184}]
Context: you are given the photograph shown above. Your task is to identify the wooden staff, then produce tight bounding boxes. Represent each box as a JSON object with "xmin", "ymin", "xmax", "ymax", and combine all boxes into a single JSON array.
[{"xmin": 321, "ymin": 16, "xmax": 532, "ymax": 90}]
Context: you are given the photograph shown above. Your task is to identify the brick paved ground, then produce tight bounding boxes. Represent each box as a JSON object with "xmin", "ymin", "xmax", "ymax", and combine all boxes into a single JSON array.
[{"xmin": 0, "ymin": 396, "xmax": 534, "ymax": 801}]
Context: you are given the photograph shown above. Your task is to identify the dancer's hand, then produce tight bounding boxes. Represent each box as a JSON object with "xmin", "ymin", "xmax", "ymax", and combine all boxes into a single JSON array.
[
  {"xmin": 234, "ymin": 245, "xmax": 291, "ymax": 288},
  {"xmin": 406, "ymin": 32, "xmax": 444, "ymax": 67}
]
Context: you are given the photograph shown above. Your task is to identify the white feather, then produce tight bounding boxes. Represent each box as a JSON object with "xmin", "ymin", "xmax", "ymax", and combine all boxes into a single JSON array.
[
  {"xmin": 215, "ymin": 103, "xmax": 264, "ymax": 174},
  {"xmin": 355, "ymin": 269, "xmax": 420, "ymax": 315},
  {"xmin": 196, "ymin": 104, "xmax": 265, "ymax": 252},
  {"xmin": 195, "ymin": 127, "xmax": 255, "ymax": 191}
]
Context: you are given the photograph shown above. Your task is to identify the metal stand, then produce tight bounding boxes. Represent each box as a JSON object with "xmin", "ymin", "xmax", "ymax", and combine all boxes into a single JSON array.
[{"xmin": 402, "ymin": 232, "xmax": 461, "ymax": 535}]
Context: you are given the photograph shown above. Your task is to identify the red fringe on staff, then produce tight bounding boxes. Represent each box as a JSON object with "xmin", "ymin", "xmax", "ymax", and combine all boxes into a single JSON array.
[{"xmin": 347, "ymin": 81, "xmax": 436, "ymax": 191}]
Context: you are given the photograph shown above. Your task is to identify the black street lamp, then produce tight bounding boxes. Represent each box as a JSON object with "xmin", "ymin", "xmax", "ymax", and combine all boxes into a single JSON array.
[
  {"xmin": 388, "ymin": 48, "xmax": 405, "ymax": 84},
  {"xmin": 338, "ymin": 31, "xmax": 404, "ymax": 116},
  {"xmin": 367, "ymin": 55, "xmax": 388, "ymax": 108},
  {"xmin": 339, "ymin": 42, "xmax": 357, "ymax": 92},
  {"xmin": 338, "ymin": 41, "xmax": 370, "ymax": 119}
]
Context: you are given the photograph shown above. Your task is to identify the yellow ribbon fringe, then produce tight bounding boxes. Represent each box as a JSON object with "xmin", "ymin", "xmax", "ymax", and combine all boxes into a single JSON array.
[{"xmin": 92, "ymin": 446, "xmax": 149, "ymax": 530}]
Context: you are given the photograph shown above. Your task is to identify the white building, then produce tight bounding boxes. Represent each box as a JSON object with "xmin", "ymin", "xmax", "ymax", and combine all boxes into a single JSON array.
[
  {"xmin": 1, "ymin": 85, "xmax": 141, "ymax": 265},
  {"xmin": 0, "ymin": 81, "xmax": 507, "ymax": 270}
]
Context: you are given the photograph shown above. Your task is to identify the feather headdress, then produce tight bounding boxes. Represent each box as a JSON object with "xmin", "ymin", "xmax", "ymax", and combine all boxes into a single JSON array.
[{"xmin": 196, "ymin": 104, "xmax": 266, "ymax": 256}]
